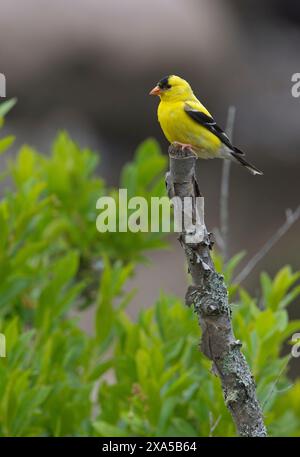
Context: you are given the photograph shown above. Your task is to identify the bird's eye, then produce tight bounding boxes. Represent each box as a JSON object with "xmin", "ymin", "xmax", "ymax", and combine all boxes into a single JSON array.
[
  {"xmin": 158, "ymin": 77, "xmax": 171, "ymax": 90},
  {"xmin": 158, "ymin": 83, "xmax": 171, "ymax": 90}
]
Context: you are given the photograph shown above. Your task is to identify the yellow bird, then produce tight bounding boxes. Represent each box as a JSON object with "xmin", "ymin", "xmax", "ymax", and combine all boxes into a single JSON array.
[{"xmin": 149, "ymin": 75, "xmax": 263, "ymax": 175}]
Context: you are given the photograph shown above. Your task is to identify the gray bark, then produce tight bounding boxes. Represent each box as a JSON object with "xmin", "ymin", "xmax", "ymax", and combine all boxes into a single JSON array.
[{"xmin": 166, "ymin": 144, "xmax": 267, "ymax": 437}]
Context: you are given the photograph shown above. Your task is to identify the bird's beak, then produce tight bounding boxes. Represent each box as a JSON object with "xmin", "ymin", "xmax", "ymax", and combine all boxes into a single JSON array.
[{"xmin": 149, "ymin": 85, "xmax": 161, "ymax": 96}]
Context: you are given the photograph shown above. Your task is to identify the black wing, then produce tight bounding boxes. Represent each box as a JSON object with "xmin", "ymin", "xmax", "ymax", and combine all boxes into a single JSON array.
[{"xmin": 184, "ymin": 104, "xmax": 244, "ymax": 155}]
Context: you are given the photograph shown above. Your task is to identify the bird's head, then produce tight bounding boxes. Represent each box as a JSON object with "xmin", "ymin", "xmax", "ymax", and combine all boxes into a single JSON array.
[{"xmin": 149, "ymin": 75, "xmax": 193, "ymax": 102}]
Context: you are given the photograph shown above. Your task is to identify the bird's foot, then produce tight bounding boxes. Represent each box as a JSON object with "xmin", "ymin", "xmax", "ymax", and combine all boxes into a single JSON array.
[
  {"xmin": 172, "ymin": 142, "xmax": 197, "ymax": 157},
  {"xmin": 173, "ymin": 141, "xmax": 193, "ymax": 150}
]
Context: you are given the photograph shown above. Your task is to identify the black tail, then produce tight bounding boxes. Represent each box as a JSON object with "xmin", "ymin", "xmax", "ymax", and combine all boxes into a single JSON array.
[{"xmin": 231, "ymin": 151, "xmax": 263, "ymax": 176}]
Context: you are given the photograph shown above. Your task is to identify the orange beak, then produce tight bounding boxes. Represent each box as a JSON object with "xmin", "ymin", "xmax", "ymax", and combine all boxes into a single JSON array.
[{"xmin": 149, "ymin": 85, "xmax": 161, "ymax": 96}]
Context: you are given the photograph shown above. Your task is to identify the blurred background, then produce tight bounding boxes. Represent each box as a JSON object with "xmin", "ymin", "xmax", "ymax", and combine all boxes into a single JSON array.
[{"xmin": 1, "ymin": 0, "xmax": 300, "ymax": 324}]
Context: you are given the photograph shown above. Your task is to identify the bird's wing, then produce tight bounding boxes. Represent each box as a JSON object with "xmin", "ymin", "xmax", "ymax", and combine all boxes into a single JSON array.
[{"xmin": 184, "ymin": 102, "xmax": 244, "ymax": 155}]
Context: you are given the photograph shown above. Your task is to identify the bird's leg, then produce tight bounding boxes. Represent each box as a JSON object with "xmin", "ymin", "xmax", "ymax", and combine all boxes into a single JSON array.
[
  {"xmin": 173, "ymin": 141, "xmax": 193, "ymax": 150},
  {"xmin": 173, "ymin": 142, "xmax": 197, "ymax": 157}
]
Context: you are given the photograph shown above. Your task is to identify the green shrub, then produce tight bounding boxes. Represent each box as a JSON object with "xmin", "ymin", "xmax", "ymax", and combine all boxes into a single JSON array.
[{"xmin": 0, "ymin": 100, "xmax": 300, "ymax": 436}]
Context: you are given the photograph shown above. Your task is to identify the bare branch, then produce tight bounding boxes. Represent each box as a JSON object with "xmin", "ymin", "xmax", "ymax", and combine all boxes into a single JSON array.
[
  {"xmin": 209, "ymin": 413, "xmax": 222, "ymax": 437},
  {"xmin": 166, "ymin": 143, "xmax": 267, "ymax": 437},
  {"xmin": 262, "ymin": 356, "xmax": 292, "ymax": 412},
  {"xmin": 234, "ymin": 206, "xmax": 300, "ymax": 285}
]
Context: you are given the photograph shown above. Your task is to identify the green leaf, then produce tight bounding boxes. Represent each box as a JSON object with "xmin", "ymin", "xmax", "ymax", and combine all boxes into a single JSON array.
[
  {"xmin": 171, "ymin": 418, "xmax": 198, "ymax": 436},
  {"xmin": 93, "ymin": 421, "xmax": 128, "ymax": 437},
  {"xmin": 225, "ymin": 251, "xmax": 246, "ymax": 283},
  {"xmin": 0, "ymin": 98, "xmax": 17, "ymax": 118},
  {"xmin": 157, "ymin": 397, "xmax": 178, "ymax": 432},
  {"xmin": 0, "ymin": 135, "xmax": 15, "ymax": 154}
]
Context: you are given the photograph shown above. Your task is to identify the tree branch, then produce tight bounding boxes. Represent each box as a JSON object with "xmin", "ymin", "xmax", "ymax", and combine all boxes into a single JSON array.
[
  {"xmin": 166, "ymin": 143, "xmax": 267, "ymax": 437},
  {"xmin": 234, "ymin": 206, "xmax": 300, "ymax": 285}
]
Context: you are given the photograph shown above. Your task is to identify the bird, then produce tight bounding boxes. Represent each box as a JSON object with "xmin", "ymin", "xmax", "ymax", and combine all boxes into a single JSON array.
[{"xmin": 149, "ymin": 75, "xmax": 263, "ymax": 175}]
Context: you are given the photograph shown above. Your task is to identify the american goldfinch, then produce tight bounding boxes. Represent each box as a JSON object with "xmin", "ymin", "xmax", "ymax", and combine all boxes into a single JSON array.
[{"xmin": 149, "ymin": 75, "xmax": 263, "ymax": 175}]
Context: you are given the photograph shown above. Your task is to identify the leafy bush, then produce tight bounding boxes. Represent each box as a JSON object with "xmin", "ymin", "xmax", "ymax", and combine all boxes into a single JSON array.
[
  {"xmin": 0, "ymin": 101, "xmax": 300, "ymax": 436},
  {"xmin": 94, "ymin": 265, "xmax": 300, "ymax": 437}
]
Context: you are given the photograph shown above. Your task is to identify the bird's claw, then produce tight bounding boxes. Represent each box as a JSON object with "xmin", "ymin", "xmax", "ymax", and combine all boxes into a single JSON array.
[
  {"xmin": 173, "ymin": 141, "xmax": 193, "ymax": 150},
  {"xmin": 172, "ymin": 142, "xmax": 197, "ymax": 157}
]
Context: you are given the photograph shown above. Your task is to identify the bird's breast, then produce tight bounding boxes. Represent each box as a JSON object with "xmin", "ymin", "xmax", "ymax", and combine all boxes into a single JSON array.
[{"xmin": 158, "ymin": 102, "xmax": 192, "ymax": 144}]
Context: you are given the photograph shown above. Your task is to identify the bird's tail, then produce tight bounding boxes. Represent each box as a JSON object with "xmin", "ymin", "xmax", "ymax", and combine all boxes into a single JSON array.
[{"xmin": 230, "ymin": 151, "xmax": 263, "ymax": 176}]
